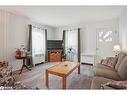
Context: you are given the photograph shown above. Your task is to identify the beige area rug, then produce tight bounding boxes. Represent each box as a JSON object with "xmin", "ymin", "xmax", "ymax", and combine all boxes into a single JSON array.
[{"xmin": 14, "ymin": 62, "xmax": 94, "ymax": 89}]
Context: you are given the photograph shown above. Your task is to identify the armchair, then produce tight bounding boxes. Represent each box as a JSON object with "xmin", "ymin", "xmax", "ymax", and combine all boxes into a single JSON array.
[{"xmin": 0, "ymin": 61, "xmax": 14, "ymax": 87}]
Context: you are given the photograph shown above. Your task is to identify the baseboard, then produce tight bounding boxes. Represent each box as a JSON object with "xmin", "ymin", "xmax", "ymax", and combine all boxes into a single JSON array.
[
  {"xmin": 35, "ymin": 62, "xmax": 45, "ymax": 66},
  {"xmin": 81, "ymin": 63, "xmax": 93, "ymax": 66}
]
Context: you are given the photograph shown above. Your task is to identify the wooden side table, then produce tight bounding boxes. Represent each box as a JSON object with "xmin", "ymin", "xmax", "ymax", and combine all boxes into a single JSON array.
[{"xmin": 15, "ymin": 56, "xmax": 32, "ymax": 74}]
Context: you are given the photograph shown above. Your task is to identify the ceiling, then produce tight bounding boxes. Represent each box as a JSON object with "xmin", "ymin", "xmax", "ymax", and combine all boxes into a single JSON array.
[{"xmin": 2, "ymin": 6, "xmax": 126, "ymax": 27}]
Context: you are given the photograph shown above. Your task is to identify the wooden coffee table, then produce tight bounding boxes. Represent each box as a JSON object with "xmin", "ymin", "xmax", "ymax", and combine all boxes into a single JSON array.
[{"xmin": 45, "ymin": 61, "xmax": 80, "ymax": 89}]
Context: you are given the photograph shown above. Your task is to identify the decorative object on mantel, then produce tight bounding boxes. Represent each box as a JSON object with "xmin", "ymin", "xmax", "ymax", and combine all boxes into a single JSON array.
[{"xmin": 113, "ymin": 45, "xmax": 121, "ymax": 56}]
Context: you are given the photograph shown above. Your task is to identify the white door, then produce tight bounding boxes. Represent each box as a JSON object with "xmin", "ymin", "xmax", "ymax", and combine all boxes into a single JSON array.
[{"xmin": 96, "ymin": 27, "xmax": 117, "ymax": 63}]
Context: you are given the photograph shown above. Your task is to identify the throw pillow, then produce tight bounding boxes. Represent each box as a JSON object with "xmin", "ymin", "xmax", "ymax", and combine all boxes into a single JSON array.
[
  {"xmin": 102, "ymin": 81, "xmax": 127, "ymax": 89},
  {"xmin": 102, "ymin": 57, "xmax": 118, "ymax": 68}
]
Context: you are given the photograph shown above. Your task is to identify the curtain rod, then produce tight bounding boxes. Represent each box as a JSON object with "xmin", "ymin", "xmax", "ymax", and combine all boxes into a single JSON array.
[
  {"xmin": 64, "ymin": 28, "xmax": 80, "ymax": 31},
  {"xmin": 32, "ymin": 25, "xmax": 46, "ymax": 30}
]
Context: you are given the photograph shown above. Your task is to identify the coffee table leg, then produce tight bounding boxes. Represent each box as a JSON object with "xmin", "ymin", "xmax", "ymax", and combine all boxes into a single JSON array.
[
  {"xmin": 78, "ymin": 65, "xmax": 80, "ymax": 74},
  {"xmin": 45, "ymin": 70, "xmax": 49, "ymax": 88},
  {"xmin": 62, "ymin": 76, "xmax": 66, "ymax": 89}
]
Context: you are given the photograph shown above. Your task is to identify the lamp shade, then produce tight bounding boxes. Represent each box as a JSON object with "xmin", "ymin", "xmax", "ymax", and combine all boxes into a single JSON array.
[{"xmin": 113, "ymin": 45, "xmax": 121, "ymax": 52}]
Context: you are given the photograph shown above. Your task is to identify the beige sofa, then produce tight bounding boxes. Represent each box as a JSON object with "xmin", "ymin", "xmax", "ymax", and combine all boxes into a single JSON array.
[{"xmin": 91, "ymin": 52, "xmax": 127, "ymax": 89}]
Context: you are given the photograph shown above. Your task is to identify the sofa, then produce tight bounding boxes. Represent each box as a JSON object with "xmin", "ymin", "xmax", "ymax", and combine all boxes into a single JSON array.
[{"xmin": 91, "ymin": 52, "xmax": 127, "ymax": 89}]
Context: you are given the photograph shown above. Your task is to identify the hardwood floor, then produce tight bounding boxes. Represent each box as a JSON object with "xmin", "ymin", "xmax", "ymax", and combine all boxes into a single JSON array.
[{"xmin": 14, "ymin": 62, "xmax": 94, "ymax": 89}]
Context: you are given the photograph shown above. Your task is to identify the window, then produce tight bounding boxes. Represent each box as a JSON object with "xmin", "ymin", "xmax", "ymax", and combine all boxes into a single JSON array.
[
  {"xmin": 99, "ymin": 30, "xmax": 113, "ymax": 42},
  {"xmin": 65, "ymin": 29, "xmax": 78, "ymax": 62},
  {"xmin": 32, "ymin": 26, "xmax": 46, "ymax": 64},
  {"xmin": 32, "ymin": 28, "xmax": 45, "ymax": 55}
]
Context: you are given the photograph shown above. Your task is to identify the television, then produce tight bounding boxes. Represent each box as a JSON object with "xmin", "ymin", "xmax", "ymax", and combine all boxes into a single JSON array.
[{"xmin": 47, "ymin": 40, "xmax": 63, "ymax": 50}]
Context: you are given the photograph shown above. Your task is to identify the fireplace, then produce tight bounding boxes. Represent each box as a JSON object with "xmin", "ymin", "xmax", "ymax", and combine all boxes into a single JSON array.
[
  {"xmin": 47, "ymin": 40, "xmax": 63, "ymax": 62},
  {"xmin": 48, "ymin": 50, "xmax": 63, "ymax": 62}
]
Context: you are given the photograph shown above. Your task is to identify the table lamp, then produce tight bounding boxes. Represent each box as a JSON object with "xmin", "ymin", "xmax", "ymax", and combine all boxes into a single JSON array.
[{"xmin": 113, "ymin": 45, "xmax": 121, "ymax": 56}]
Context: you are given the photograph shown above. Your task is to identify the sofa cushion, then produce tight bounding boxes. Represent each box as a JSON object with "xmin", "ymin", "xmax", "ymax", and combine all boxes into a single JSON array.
[
  {"xmin": 96, "ymin": 63, "xmax": 115, "ymax": 71},
  {"xmin": 101, "ymin": 57, "xmax": 118, "ymax": 68},
  {"xmin": 91, "ymin": 76, "xmax": 114, "ymax": 89},
  {"xmin": 102, "ymin": 80, "xmax": 127, "ymax": 89},
  {"xmin": 115, "ymin": 52, "xmax": 126, "ymax": 71},
  {"xmin": 118, "ymin": 56, "xmax": 127, "ymax": 80},
  {"xmin": 95, "ymin": 67, "xmax": 121, "ymax": 80}
]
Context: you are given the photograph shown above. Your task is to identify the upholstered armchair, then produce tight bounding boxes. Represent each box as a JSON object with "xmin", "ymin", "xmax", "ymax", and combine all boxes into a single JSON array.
[{"xmin": 0, "ymin": 61, "xmax": 14, "ymax": 87}]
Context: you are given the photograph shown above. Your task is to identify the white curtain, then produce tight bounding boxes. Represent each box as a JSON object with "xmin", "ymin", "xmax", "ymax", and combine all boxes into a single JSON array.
[
  {"xmin": 32, "ymin": 26, "xmax": 46, "ymax": 65},
  {"xmin": 0, "ymin": 9, "xmax": 9, "ymax": 61},
  {"xmin": 65, "ymin": 29, "xmax": 78, "ymax": 62}
]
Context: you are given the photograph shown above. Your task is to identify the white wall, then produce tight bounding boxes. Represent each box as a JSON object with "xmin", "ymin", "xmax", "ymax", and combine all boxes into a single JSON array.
[
  {"xmin": 0, "ymin": 10, "xmax": 56, "ymax": 71},
  {"xmin": 47, "ymin": 27, "xmax": 57, "ymax": 40},
  {"xmin": 119, "ymin": 7, "xmax": 127, "ymax": 51},
  {"xmin": 56, "ymin": 19, "xmax": 119, "ymax": 55},
  {"xmin": 7, "ymin": 13, "xmax": 29, "ymax": 71}
]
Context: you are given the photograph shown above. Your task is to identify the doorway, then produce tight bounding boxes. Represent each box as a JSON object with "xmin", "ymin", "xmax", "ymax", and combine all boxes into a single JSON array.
[{"xmin": 96, "ymin": 27, "xmax": 118, "ymax": 63}]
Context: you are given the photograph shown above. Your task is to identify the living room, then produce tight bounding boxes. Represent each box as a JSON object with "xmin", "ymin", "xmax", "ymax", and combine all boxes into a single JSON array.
[{"xmin": 1, "ymin": 4, "xmax": 127, "ymax": 92}]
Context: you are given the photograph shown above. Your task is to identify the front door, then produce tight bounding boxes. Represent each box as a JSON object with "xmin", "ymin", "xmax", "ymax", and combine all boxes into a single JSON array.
[{"xmin": 96, "ymin": 27, "xmax": 117, "ymax": 63}]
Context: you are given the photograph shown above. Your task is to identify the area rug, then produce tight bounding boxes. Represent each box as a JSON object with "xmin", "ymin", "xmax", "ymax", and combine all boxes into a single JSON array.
[{"xmin": 14, "ymin": 62, "xmax": 94, "ymax": 89}]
